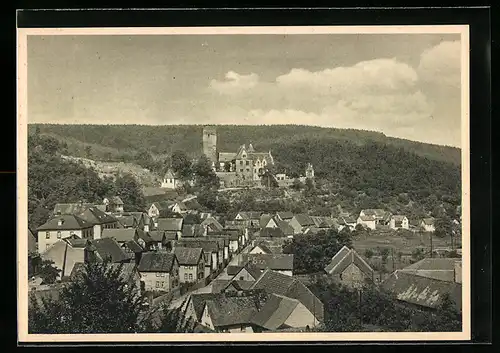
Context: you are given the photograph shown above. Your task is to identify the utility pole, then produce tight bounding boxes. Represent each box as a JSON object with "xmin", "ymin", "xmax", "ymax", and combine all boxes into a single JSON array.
[{"xmin": 430, "ymin": 231, "xmax": 433, "ymax": 258}]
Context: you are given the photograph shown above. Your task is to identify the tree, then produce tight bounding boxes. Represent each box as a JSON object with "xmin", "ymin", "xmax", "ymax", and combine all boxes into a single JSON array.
[
  {"xmin": 197, "ymin": 187, "xmax": 218, "ymax": 211},
  {"xmin": 215, "ymin": 196, "xmax": 231, "ymax": 214},
  {"xmin": 379, "ymin": 248, "xmax": 390, "ymax": 264},
  {"xmin": 84, "ymin": 145, "xmax": 92, "ymax": 159},
  {"xmin": 114, "ymin": 174, "xmax": 146, "ymax": 212},
  {"xmin": 434, "ymin": 217, "xmax": 453, "ymax": 238},
  {"xmin": 364, "ymin": 249, "xmax": 374, "ymax": 260},
  {"xmin": 304, "ymin": 178, "xmax": 315, "ymax": 196},
  {"xmin": 37, "ymin": 259, "xmax": 61, "ymax": 285},
  {"xmin": 183, "ymin": 213, "xmax": 201, "ymax": 225},
  {"xmin": 29, "ymin": 261, "xmax": 146, "ymax": 333},
  {"xmin": 291, "ymin": 178, "xmax": 304, "ymax": 191},
  {"xmin": 224, "ymin": 162, "xmax": 232, "ymax": 172},
  {"xmin": 193, "ymin": 155, "xmax": 219, "ymax": 189},
  {"xmin": 171, "ymin": 150, "xmax": 192, "ymax": 179}
]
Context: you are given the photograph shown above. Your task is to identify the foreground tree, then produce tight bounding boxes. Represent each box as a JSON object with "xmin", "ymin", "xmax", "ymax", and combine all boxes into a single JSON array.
[
  {"xmin": 171, "ymin": 150, "xmax": 193, "ymax": 179},
  {"xmin": 114, "ymin": 174, "xmax": 146, "ymax": 212}
]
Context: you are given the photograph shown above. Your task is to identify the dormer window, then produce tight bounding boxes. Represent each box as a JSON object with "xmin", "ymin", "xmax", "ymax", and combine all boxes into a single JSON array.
[{"xmin": 58, "ymin": 219, "xmax": 63, "ymax": 226}]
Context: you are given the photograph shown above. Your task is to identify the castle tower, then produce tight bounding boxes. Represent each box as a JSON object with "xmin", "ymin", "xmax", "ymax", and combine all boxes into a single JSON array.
[{"xmin": 202, "ymin": 126, "xmax": 217, "ymax": 164}]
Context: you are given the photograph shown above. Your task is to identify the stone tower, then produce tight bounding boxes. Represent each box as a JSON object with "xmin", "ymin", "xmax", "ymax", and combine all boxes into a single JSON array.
[{"xmin": 202, "ymin": 126, "xmax": 217, "ymax": 164}]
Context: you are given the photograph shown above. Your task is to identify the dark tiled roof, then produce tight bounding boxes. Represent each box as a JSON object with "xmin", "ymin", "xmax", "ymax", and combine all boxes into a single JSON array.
[
  {"xmin": 391, "ymin": 215, "xmax": 408, "ymax": 221},
  {"xmin": 201, "ymin": 217, "xmax": 223, "ymax": 232},
  {"xmin": 138, "ymin": 252, "xmax": 177, "ymax": 273},
  {"xmin": 400, "ymin": 258, "xmax": 460, "ymax": 282},
  {"xmin": 292, "ymin": 214, "xmax": 315, "ymax": 226},
  {"xmin": 37, "ymin": 214, "xmax": 93, "ymax": 231},
  {"xmin": 259, "ymin": 215, "xmax": 273, "ymax": 228},
  {"xmin": 204, "ymin": 293, "xmax": 268, "ymax": 328},
  {"xmin": 260, "ymin": 228, "xmax": 286, "ymax": 238},
  {"xmin": 251, "ymin": 243, "xmax": 273, "ymax": 254},
  {"xmin": 65, "ymin": 238, "xmax": 89, "ymax": 248},
  {"xmin": 382, "ymin": 271, "xmax": 462, "ymax": 311},
  {"xmin": 275, "ymin": 220, "xmax": 295, "ymax": 236},
  {"xmin": 227, "ymin": 265, "xmax": 243, "ymax": 276},
  {"xmin": 91, "ymin": 238, "xmax": 132, "ymax": 262},
  {"xmin": 422, "ymin": 217, "xmax": 435, "ymax": 225},
  {"xmin": 110, "ymin": 196, "xmax": 124, "ymax": 205},
  {"xmin": 78, "ymin": 207, "xmax": 117, "ymax": 225},
  {"xmin": 28, "ymin": 229, "xmax": 37, "ymax": 253},
  {"xmin": 157, "ymin": 218, "xmax": 183, "ymax": 232},
  {"xmin": 70, "ymin": 262, "xmax": 138, "ymax": 283},
  {"xmin": 164, "ymin": 231, "xmax": 178, "ymax": 241},
  {"xmin": 324, "ymin": 246, "xmax": 374, "ymax": 278},
  {"xmin": 276, "ymin": 211, "xmax": 294, "ymax": 220},
  {"xmin": 125, "ymin": 240, "xmax": 144, "ymax": 254},
  {"xmin": 175, "ymin": 239, "xmax": 219, "ymax": 252},
  {"xmin": 341, "ymin": 216, "xmax": 357, "ymax": 224},
  {"xmin": 211, "ymin": 279, "xmax": 232, "ymax": 294},
  {"xmin": 101, "ymin": 228, "xmax": 137, "ymax": 243},
  {"xmin": 174, "ymin": 247, "xmax": 203, "ymax": 265},
  {"xmin": 245, "ymin": 254, "xmax": 294, "ymax": 271},
  {"xmin": 52, "ymin": 203, "xmax": 105, "ymax": 216},
  {"xmin": 250, "ymin": 269, "xmax": 324, "ymax": 322},
  {"xmin": 182, "ymin": 224, "xmax": 205, "ymax": 238},
  {"xmin": 147, "ymin": 230, "xmax": 165, "ymax": 242},
  {"xmin": 235, "ymin": 262, "xmax": 263, "ymax": 280},
  {"xmin": 251, "ymin": 293, "xmax": 300, "ymax": 330},
  {"xmin": 189, "ymin": 293, "xmax": 224, "ymax": 320},
  {"xmin": 116, "ymin": 215, "xmax": 137, "ymax": 228}
]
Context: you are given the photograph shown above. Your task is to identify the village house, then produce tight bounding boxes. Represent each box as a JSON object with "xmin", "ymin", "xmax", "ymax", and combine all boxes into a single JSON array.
[
  {"xmin": 147, "ymin": 230, "xmax": 166, "ymax": 251},
  {"xmin": 259, "ymin": 214, "xmax": 279, "ymax": 229},
  {"xmin": 212, "ymin": 279, "xmax": 256, "ymax": 294},
  {"xmin": 288, "ymin": 214, "xmax": 315, "ymax": 235},
  {"xmin": 234, "ymin": 211, "xmax": 263, "ymax": 228},
  {"xmin": 101, "ymin": 228, "xmax": 146, "ymax": 245},
  {"xmin": 250, "ymin": 269, "xmax": 324, "ymax": 325},
  {"xmin": 243, "ymin": 253, "xmax": 294, "ymax": 276},
  {"xmin": 206, "ymin": 236, "xmax": 231, "ymax": 265},
  {"xmin": 84, "ymin": 237, "xmax": 132, "ymax": 264},
  {"xmin": 77, "ymin": 206, "xmax": 119, "ymax": 240},
  {"xmin": 115, "ymin": 214, "xmax": 138, "ymax": 229},
  {"xmin": 357, "ymin": 209, "xmax": 392, "ymax": 229},
  {"xmin": 181, "ymin": 224, "xmax": 207, "ymax": 239},
  {"xmin": 40, "ymin": 238, "xmax": 87, "ymax": 279},
  {"xmin": 36, "ymin": 214, "xmax": 94, "ymax": 253},
  {"xmin": 259, "ymin": 228, "xmax": 286, "ymax": 238},
  {"xmin": 174, "ymin": 247, "xmax": 206, "ymax": 283},
  {"xmin": 160, "ymin": 168, "xmax": 181, "ymax": 189},
  {"xmin": 155, "ymin": 217, "xmax": 184, "ymax": 238},
  {"xmin": 249, "ymin": 243, "xmax": 273, "ymax": 255},
  {"xmin": 28, "ymin": 228, "xmax": 38, "ymax": 255},
  {"xmin": 103, "ymin": 196, "xmax": 124, "ymax": 213},
  {"xmin": 421, "ymin": 217, "xmax": 436, "ymax": 232},
  {"xmin": 175, "ymin": 239, "xmax": 219, "ymax": 278},
  {"xmin": 324, "ymin": 246, "xmax": 375, "ymax": 289},
  {"xmin": 201, "ymin": 216, "xmax": 224, "ymax": 234},
  {"xmin": 138, "ymin": 252, "xmax": 180, "ymax": 293},
  {"xmin": 275, "ymin": 211, "xmax": 294, "ymax": 222},
  {"xmin": 389, "ymin": 215, "xmax": 410, "ymax": 230},
  {"xmin": 339, "ymin": 216, "xmax": 357, "ymax": 231},
  {"xmin": 228, "ymin": 262, "xmax": 262, "ymax": 282}
]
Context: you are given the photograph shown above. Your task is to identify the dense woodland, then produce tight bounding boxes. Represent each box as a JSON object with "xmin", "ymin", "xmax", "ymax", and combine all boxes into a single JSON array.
[{"xmin": 29, "ymin": 124, "xmax": 461, "ymax": 165}]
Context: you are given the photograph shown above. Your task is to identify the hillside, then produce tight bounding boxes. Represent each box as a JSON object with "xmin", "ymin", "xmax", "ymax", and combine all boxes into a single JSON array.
[{"xmin": 28, "ymin": 124, "xmax": 461, "ymax": 166}]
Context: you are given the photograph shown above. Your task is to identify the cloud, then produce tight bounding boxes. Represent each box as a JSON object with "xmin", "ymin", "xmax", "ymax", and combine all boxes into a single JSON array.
[
  {"xmin": 418, "ymin": 40, "xmax": 461, "ymax": 88},
  {"xmin": 209, "ymin": 71, "xmax": 260, "ymax": 95}
]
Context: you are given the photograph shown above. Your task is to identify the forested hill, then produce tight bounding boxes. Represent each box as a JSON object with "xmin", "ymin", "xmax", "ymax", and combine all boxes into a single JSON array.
[{"xmin": 29, "ymin": 124, "xmax": 461, "ymax": 166}]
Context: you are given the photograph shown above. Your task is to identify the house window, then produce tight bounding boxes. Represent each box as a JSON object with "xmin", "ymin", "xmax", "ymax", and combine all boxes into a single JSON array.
[
  {"xmin": 239, "ymin": 276, "xmax": 244, "ymax": 280},
  {"xmin": 46, "ymin": 244, "xmax": 50, "ymax": 250},
  {"xmin": 156, "ymin": 281, "xmax": 161, "ymax": 288},
  {"xmin": 57, "ymin": 231, "xmax": 61, "ymax": 239},
  {"xmin": 184, "ymin": 273, "xmax": 188, "ymax": 281},
  {"xmin": 45, "ymin": 232, "xmax": 50, "ymax": 239},
  {"xmin": 240, "ymin": 169, "xmax": 243, "ymax": 173},
  {"xmin": 246, "ymin": 160, "xmax": 249, "ymax": 165},
  {"xmin": 189, "ymin": 274, "xmax": 193, "ymax": 281},
  {"xmin": 239, "ymin": 161, "xmax": 243, "ymax": 165}
]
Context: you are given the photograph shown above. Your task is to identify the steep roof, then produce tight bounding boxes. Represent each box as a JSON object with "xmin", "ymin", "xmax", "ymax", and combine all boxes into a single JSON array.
[
  {"xmin": 361, "ymin": 209, "xmax": 389, "ymax": 218},
  {"xmin": 189, "ymin": 293, "xmax": 225, "ymax": 321},
  {"xmin": 37, "ymin": 214, "xmax": 93, "ymax": 231},
  {"xmin": 163, "ymin": 168, "xmax": 177, "ymax": 179},
  {"xmin": 201, "ymin": 217, "xmax": 224, "ymax": 232},
  {"xmin": 259, "ymin": 214, "xmax": 273, "ymax": 228},
  {"xmin": 292, "ymin": 214, "xmax": 315, "ymax": 227},
  {"xmin": 359, "ymin": 215, "xmax": 376, "ymax": 221},
  {"xmin": 276, "ymin": 211, "xmax": 294, "ymax": 220},
  {"xmin": 138, "ymin": 252, "xmax": 177, "ymax": 273},
  {"xmin": 250, "ymin": 269, "xmax": 324, "ymax": 322},
  {"xmin": 28, "ymin": 229, "xmax": 37, "ymax": 254},
  {"xmin": 422, "ymin": 217, "xmax": 435, "ymax": 225},
  {"xmin": 147, "ymin": 230, "xmax": 165, "ymax": 242},
  {"xmin": 251, "ymin": 243, "xmax": 273, "ymax": 254},
  {"xmin": 324, "ymin": 246, "xmax": 374, "ymax": 278},
  {"xmin": 218, "ymin": 152, "xmax": 236, "ymax": 162},
  {"xmin": 157, "ymin": 218, "xmax": 183, "ymax": 232},
  {"xmin": 124, "ymin": 240, "xmax": 144, "ymax": 254},
  {"xmin": 260, "ymin": 228, "xmax": 286, "ymax": 238},
  {"xmin": 340, "ymin": 216, "xmax": 357, "ymax": 225},
  {"xmin": 275, "ymin": 220, "xmax": 295, "ymax": 236},
  {"xmin": 382, "ymin": 270, "xmax": 462, "ymax": 311},
  {"xmin": 399, "ymin": 258, "xmax": 459, "ymax": 282},
  {"xmin": 174, "ymin": 247, "xmax": 203, "ymax": 265},
  {"xmin": 245, "ymin": 253, "xmax": 294, "ymax": 271},
  {"xmin": 78, "ymin": 206, "xmax": 117, "ymax": 225},
  {"xmin": 182, "ymin": 224, "xmax": 205, "ymax": 238},
  {"xmin": 52, "ymin": 203, "xmax": 105, "ymax": 216},
  {"xmin": 391, "ymin": 215, "xmax": 408, "ymax": 221},
  {"xmin": 91, "ymin": 238, "xmax": 132, "ymax": 262},
  {"xmin": 204, "ymin": 293, "xmax": 269, "ymax": 328},
  {"xmin": 116, "ymin": 215, "xmax": 137, "ymax": 228},
  {"xmin": 175, "ymin": 239, "xmax": 219, "ymax": 252},
  {"xmin": 101, "ymin": 228, "xmax": 137, "ymax": 243},
  {"xmin": 110, "ymin": 196, "xmax": 124, "ymax": 205},
  {"xmin": 70, "ymin": 262, "xmax": 138, "ymax": 283},
  {"xmin": 211, "ymin": 279, "xmax": 232, "ymax": 294},
  {"xmin": 251, "ymin": 293, "xmax": 300, "ymax": 330},
  {"xmin": 234, "ymin": 262, "xmax": 263, "ymax": 280}
]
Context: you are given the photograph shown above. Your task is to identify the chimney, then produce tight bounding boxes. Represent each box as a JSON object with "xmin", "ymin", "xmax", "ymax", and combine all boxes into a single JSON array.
[{"xmin": 58, "ymin": 219, "xmax": 64, "ymax": 226}]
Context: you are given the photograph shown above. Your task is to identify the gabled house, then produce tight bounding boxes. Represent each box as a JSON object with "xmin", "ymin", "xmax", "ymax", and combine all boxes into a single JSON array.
[
  {"xmin": 28, "ymin": 228, "xmax": 38, "ymax": 255},
  {"xmin": 235, "ymin": 211, "xmax": 262, "ymax": 228},
  {"xmin": 275, "ymin": 211, "xmax": 294, "ymax": 222},
  {"xmin": 250, "ymin": 269, "xmax": 324, "ymax": 324},
  {"xmin": 156, "ymin": 218, "xmax": 184, "ymax": 238},
  {"xmin": 324, "ymin": 246, "xmax": 374, "ymax": 289},
  {"xmin": 398, "ymin": 258, "xmax": 462, "ymax": 283},
  {"xmin": 103, "ymin": 196, "xmax": 124, "ymax": 213},
  {"xmin": 77, "ymin": 206, "xmax": 119, "ymax": 240},
  {"xmin": 288, "ymin": 214, "xmax": 315, "ymax": 235},
  {"xmin": 36, "ymin": 215, "xmax": 94, "ymax": 253},
  {"xmin": 249, "ymin": 243, "xmax": 273, "ymax": 255},
  {"xmin": 160, "ymin": 168, "xmax": 181, "ymax": 190},
  {"xmin": 174, "ymin": 247, "xmax": 205, "ymax": 283},
  {"xmin": 84, "ymin": 237, "xmax": 132, "ymax": 264},
  {"xmin": 175, "ymin": 239, "xmax": 219, "ymax": 278},
  {"xmin": 52, "ymin": 202, "xmax": 106, "ymax": 216},
  {"xmin": 358, "ymin": 209, "xmax": 392, "ymax": 229},
  {"xmin": 229, "ymin": 262, "xmax": 262, "ymax": 282},
  {"xmin": 147, "ymin": 230, "xmax": 166, "ymax": 251},
  {"xmin": 206, "ymin": 236, "xmax": 230, "ymax": 265},
  {"xmin": 389, "ymin": 215, "xmax": 409, "ymax": 230},
  {"xmin": 115, "ymin": 214, "xmax": 138, "ymax": 229},
  {"xmin": 259, "ymin": 228, "xmax": 286, "ymax": 238},
  {"xmin": 201, "ymin": 216, "xmax": 224, "ymax": 234},
  {"xmin": 275, "ymin": 220, "xmax": 295, "ymax": 238},
  {"xmin": 147, "ymin": 201, "xmax": 176, "ymax": 219},
  {"xmin": 40, "ymin": 238, "xmax": 88, "ymax": 279},
  {"xmin": 421, "ymin": 218, "xmax": 436, "ymax": 232},
  {"xmin": 181, "ymin": 224, "xmax": 207, "ymax": 239},
  {"xmin": 259, "ymin": 214, "xmax": 279, "ymax": 229},
  {"xmin": 101, "ymin": 228, "xmax": 144, "ymax": 245},
  {"xmin": 138, "ymin": 252, "xmax": 180, "ymax": 292},
  {"xmin": 244, "ymin": 253, "xmax": 294, "ymax": 276},
  {"xmin": 339, "ymin": 216, "xmax": 357, "ymax": 231}
]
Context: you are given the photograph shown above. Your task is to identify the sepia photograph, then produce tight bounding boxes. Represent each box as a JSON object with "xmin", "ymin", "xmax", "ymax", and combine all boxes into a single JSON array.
[{"xmin": 17, "ymin": 25, "xmax": 470, "ymax": 342}]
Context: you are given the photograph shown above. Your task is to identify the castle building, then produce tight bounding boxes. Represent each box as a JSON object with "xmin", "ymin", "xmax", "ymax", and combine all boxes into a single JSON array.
[
  {"xmin": 203, "ymin": 127, "xmax": 218, "ymax": 165},
  {"xmin": 305, "ymin": 163, "xmax": 315, "ymax": 179}
]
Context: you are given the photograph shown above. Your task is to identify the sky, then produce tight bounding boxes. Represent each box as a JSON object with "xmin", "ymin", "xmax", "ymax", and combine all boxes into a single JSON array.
[{"xmin": 27, "ymin": 33, "xmax": 463, "ymax": 147}]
